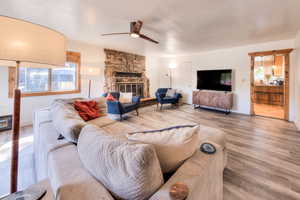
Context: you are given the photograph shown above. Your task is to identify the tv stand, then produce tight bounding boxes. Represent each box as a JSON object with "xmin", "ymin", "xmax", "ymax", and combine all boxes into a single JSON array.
[{"xmin": 192, "ymin": 90, "xmax": 233, "ymax": 114}]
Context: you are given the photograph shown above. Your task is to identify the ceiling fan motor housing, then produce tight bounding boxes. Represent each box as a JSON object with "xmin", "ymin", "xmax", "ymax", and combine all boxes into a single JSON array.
[{"xmin": 130, "ymin": 21, "xmax": 143, "ymax": 34}]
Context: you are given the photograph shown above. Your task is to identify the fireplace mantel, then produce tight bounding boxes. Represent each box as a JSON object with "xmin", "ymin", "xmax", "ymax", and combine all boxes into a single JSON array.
[{"xmin": 114, "ymin": 72, "xmax": 142, "ymax": 78}]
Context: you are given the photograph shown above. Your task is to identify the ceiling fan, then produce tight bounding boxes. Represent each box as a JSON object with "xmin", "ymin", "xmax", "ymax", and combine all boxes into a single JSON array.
[{"xmin": 101, "ymin": 20, "xmax": 159, "ymax": 44}]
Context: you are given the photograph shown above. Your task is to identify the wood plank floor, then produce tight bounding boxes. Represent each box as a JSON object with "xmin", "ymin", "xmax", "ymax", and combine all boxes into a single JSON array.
[
  {"xmin": 1, "ymin": 104, "xmax": 300, "ymax": 199},
  {"xmin": 0, "ymin": 126, "xmax": 35, "ymax": 197},
  {"xmin": 254, "ymin": 103, "xmax": 284, "ymax": 119}
]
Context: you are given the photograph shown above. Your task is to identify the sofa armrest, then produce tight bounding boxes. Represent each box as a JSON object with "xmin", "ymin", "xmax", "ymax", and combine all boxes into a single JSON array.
[
  {"xmin": 34, "ymin": 107, "xmax": 52, "ymax": 133},
  {"xmin": 33, "ymin": 107, "xmax": 52, "ymax": 164},
  {"xmin": 174, "ymin": 93, "xmax": 182, "ymax": 100},
  {"xmin": 106, "ymin": 101, "xmax": 123, "ymax": 114},
  {"xmin": 132, "ymin": 96, "xmax": 141, "ymax": 104},
  {"xmin": 150, "ymin": 143, "xmax": 223, "ymax": 200},
  {"xmin": 155, "ymin": 92, "xmax": 165, "ymax": 102}
]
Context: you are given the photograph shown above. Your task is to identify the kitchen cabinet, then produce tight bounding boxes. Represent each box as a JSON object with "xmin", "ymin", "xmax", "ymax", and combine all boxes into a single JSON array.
[{"xmin": 253, "ymin": 85, "xmax": 284, "ymax": 106}]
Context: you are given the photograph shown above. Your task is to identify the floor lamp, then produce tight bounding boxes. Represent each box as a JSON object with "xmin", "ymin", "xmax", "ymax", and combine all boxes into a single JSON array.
[
  {"xmin": 83, "ymin": 67, "xmax": 101, "ymax": 99},
  {"xmin": 0, "ymin": 16, "xmax": 66, "ymax": 193},
  {"xmin": 169, "ymin": 63, "xmax": 177, "ymax": 88}
]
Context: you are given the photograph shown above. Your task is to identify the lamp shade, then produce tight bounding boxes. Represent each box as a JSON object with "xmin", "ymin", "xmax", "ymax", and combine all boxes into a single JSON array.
[{"xmin": 0, "ymin": 16, "xmax": 66, "ymax": 67}]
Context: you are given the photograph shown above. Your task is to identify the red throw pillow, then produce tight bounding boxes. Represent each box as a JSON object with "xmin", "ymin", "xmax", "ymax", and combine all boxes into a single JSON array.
[
  {"xmin": 106, "ymin": 93, "xmax": 117, "ymax": 101},
  {"xmin": 74, "ymin": 100, "xmax": 102, "ymax": 121}
]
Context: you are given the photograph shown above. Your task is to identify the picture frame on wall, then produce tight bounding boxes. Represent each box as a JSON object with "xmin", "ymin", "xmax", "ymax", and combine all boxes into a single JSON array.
[{"xmin": 0, "ymin": 115, "xmax": 12, "ymax": 132}]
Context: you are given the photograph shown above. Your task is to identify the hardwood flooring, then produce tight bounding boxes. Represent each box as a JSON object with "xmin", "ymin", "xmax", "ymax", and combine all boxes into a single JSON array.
[
  {"xmin": 0, "ymin": 126, "xmax": 35, "ymax": 197},
  {"xmin": 254, "ymin": 103, "xmax": 284, "ymax": 119},
  {"xmin": 1, "ymin": 104, "xmax": 300, "ymax": 199}
]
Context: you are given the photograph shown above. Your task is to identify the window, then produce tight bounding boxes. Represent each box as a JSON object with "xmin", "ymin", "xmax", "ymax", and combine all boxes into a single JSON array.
[
  {"xmin": 19, "ymin": 68, "xmax": 49, "ymax": 93},
  {"xmin": 254, "ymin": 66, "xmax": 264, "ymax": 82},
  {"xmin": 8, "ymin": 51, "xmax": 81, "ymax": 97},
  {"xmin": 52, "ymin": 62, "xmax": 77, "ymax": 91}
]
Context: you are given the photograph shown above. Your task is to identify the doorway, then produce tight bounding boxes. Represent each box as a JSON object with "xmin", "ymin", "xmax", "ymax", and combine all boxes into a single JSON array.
[{"xmin": 249, "ymin": 49, "xmax": 293, "ymax": 120}]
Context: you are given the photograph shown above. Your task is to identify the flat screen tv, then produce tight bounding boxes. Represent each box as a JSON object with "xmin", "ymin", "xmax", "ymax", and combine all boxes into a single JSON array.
[{"xmin": 197, "ymin": 69, "xmax": 232, "ymax": 91}]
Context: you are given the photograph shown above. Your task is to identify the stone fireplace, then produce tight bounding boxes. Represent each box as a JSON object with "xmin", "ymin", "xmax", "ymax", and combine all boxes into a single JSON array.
[{"xmin": 104, "ymin": 49, "xmax": 149, "ymax": 97}]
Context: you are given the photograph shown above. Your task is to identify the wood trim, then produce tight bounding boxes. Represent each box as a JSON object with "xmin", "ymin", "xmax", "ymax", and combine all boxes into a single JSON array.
[
  {"xmin": 21, "ymin": 90, "xmax": 81, "ymax": 97},
  {"xmin": 66, "ymin": 51, "xmax": 81, "ymax": 63},
  {"xmin": 248, "ymin": 48, "xmax": 293, "ymax": 57},
  {"xmin": 284, "ymin": 54, "xmax": 290, "ymax": 120},
  {"xmin": 48, "ymin": 68, "xmax": 52, "ymax": 91},
  {"xmin": 8, "ymin": 51, "xmax": 81, "ymax": 98},
  {"xmin": 250, "ymin": 56, "xmax": 255, "ymax": 115},
  {"xmin": 8, "ymin": 67, "xmax": 16, "ymax": 98},
  {"xmin": 249, "ymin": 49, "xmax": 292, "ymax": 121},
  {"xmin": 67, "ymin": 51, "xmax": 81, "ymax": 92}
]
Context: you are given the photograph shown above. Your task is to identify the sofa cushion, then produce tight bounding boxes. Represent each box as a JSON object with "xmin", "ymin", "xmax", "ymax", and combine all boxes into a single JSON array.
[
  {"xmin": 166, "ymin": 89, "xmax": 176, "ymax": 97},
  {"xmin": 78, "ymin": 125, "xmax": 164, "ymax": 200},
  {"xmin": 87, "ymin": 116, "xmax": 115, "ymax": 128},
  {"xmin": 163, "ymin": 96, "xmax": 176, "ymax": 101},
  {"xmin": 119, "ymin": 92, "xmax": 132, "ymax": 103},
  {"xmin": 126, "ymin": 125, "xmax": 200, "ymax": 173},
  {"xmin": 50, "ymin": 100, "xmax": 86, "ymax": 143},
  {"xmin": 48, "ymin": 144, "xmax": 114, "ymax": 200}
]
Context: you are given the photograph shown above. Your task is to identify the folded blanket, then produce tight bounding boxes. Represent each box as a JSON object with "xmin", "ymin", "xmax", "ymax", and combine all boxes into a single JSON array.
[{"xmin": 74, "ymin": 100, "xmax": 101, "ymax": 121}]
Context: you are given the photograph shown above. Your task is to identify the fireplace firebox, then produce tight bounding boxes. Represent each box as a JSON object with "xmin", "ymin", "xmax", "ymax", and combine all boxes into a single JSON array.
[{"xmin": 117, "ymin": 83, "xmax": 144, "ymax": 97}]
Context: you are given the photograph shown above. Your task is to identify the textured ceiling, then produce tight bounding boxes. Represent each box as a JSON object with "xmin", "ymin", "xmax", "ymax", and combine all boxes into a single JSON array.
[{"xmin": 1, "ymin": 0, "xmax": 300, "ymax": 56}]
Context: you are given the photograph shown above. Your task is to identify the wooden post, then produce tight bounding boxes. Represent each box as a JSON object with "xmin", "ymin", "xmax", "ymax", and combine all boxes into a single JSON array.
[
  {"xmin": 10, "ymin": 61, "xmax": 21, "ymax": 193},
  {"xmin": 250, "ymin": 56, "xmax": 255, "ymax": 116},
  {"xmin": 10, "ymin": 88, "xmax": 21, "ymax": 193},
  {"xmin": 284, "ymin": 54, "xmax": 290, "ymax": 121}
]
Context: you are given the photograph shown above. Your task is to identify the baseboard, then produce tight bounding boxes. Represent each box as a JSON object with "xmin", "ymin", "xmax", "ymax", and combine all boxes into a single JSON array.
[{"xmin": 21, "ymin": 121, "xmax": 33, "ymax": 128}]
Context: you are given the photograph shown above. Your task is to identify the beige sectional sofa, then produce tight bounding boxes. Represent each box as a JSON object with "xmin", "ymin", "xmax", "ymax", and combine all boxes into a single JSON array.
[{"xmin": 33, "ymin": 98, "xmax": 227, "ymax": 200}]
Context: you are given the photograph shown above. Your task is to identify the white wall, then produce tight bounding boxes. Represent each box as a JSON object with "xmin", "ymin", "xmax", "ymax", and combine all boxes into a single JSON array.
[
  {"xmin": 146, "ymin": 56, "xmax": 161, "ymax": 97},
  {"xmin": 0, "ymin": 40, "xmax": 160, "ymax": 126},
  {"xmin": 294, "ymin": 32, "xmax": 300, "ymax": 129},
  {"xmin": 158, "ymin": 39, "xmax": 296, "ymax": 120}
]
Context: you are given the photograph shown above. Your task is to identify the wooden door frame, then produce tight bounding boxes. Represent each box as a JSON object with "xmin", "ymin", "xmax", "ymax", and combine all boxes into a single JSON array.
[{"xmin": 248, "ymin": 48, "xmax": 293, "ymax": 121}]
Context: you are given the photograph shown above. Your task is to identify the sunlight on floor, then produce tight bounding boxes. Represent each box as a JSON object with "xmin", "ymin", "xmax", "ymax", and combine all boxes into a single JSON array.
[
  {"xmin": 0, "ymin": 127, "xmax": 35, "ymax": 196},
  {"xmin": 0, "ymin": 135, "xmax": 34, "ymax": 162}
]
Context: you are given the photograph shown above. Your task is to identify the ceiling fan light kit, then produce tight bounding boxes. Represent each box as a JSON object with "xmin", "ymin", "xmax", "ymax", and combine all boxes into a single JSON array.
[
  {"xmin": 130, "ymin": 33, "xmax": 140, "ymax": 38},
  {"xmin": 102, "ymin": 20, "xmax": 159, "ymax": 44}
]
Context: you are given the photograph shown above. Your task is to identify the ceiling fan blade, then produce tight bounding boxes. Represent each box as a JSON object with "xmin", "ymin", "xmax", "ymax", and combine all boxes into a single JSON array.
[
  {"xmin": 101, "ymin": 32, "xmax": 130, "ymax": 36},
  {"xmin": 139, "ymin": 34, "xmax": 159, "ymax": 44},
  {"xmin": 131, "ymin": 20, "xmax": 143, "ymax": 33}
]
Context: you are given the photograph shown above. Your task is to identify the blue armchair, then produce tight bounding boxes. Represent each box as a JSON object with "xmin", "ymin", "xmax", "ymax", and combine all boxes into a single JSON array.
[
  {"xmin": 103, "ymin": 92, "xmax": 141, "ymax": 120},
  {"xmin": 155, "ymin": 88, "xmax": 182, "ymax": 110}
]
